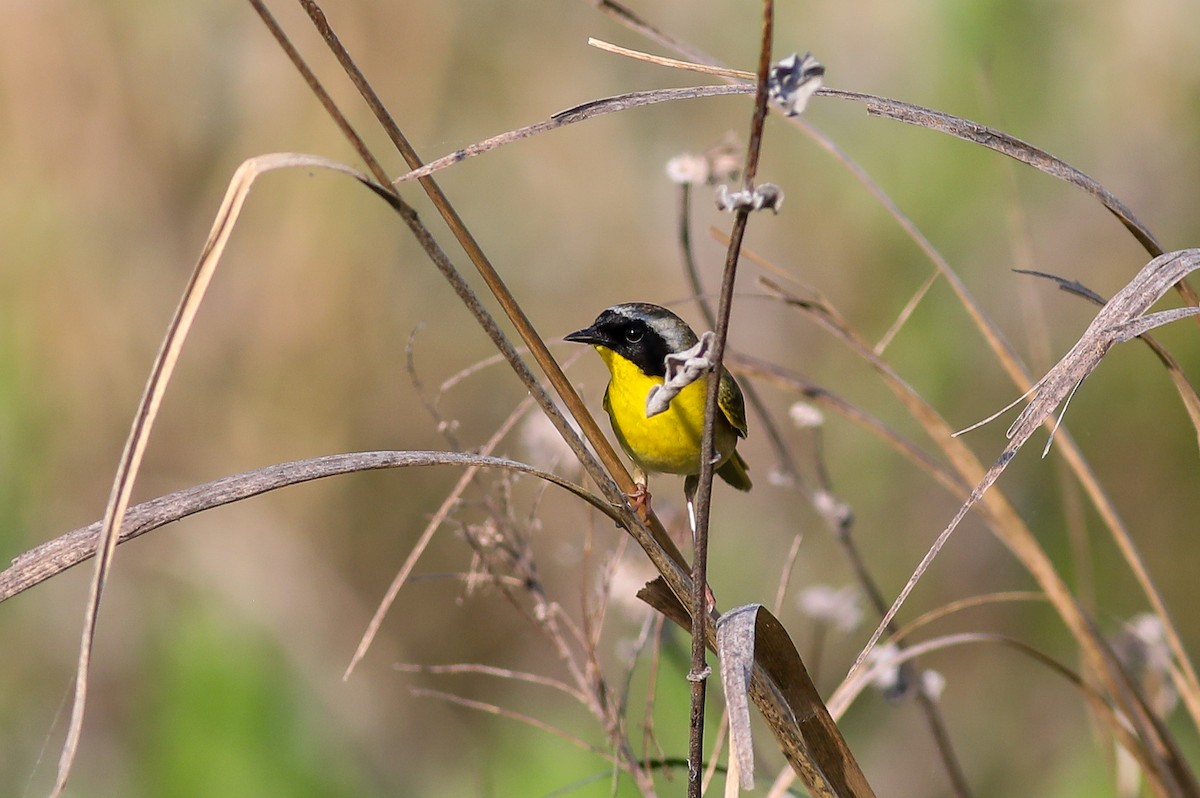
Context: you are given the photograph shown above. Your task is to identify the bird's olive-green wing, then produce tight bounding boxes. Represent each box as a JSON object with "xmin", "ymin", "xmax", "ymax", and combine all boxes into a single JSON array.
[{"xmin": 717, "ymin": 369, "xmax": 748, "ymax": 438}]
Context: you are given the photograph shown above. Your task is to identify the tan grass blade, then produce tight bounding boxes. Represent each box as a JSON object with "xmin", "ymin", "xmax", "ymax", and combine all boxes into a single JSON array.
[
  {"xmin": 760, "ymin": 269, "xmax": 1199, "ymax": 795},
  {"xmin": 0, "ymin": 451, "xmax": 618, "ymax": 604},
  {"xmin": 344, "ymin": 386, "xmax": 543, "ymax": 680},
  {"xmin": 1001, "ymin": 251, "xmax": 1200, "ymax": 451},
  {"xmin": 855, "ymin": 250, "xmax": 1200, "ymax": 672},
  {"xmin": 816, "ymin": 89, "xmax": 1167, "ymax": 259},
  {"xmin": 48, "ymin": 153, "xmax": 420, "ymax": 797},
  {"xmin": 391, "ymin": 84, "xmax": 748, "ymax": 185},
  {"xmin": 717, "ymin": 606, "xmax": 761, "ymax": 790}
]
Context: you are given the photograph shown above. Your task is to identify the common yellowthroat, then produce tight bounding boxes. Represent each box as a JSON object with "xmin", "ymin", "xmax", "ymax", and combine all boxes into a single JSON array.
[{"xmin": 565, "ymin": 303, "xmax": 752, "ymax": 500}]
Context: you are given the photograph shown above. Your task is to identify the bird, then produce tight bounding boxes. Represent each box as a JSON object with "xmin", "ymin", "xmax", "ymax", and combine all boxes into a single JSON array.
[{"xmin": 564, "ymin": 302, "xmax": 752, "ymax": 508}]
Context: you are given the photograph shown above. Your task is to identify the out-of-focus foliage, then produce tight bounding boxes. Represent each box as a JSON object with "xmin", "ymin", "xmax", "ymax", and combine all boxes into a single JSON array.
[{"xmin": 2, "ymin": 0, "xmax": 1198, "ymax": 795}]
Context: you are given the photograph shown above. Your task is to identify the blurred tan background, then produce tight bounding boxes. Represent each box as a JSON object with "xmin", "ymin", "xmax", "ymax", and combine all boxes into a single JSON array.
[{"xmin": 2, "ymin": 0, "xmax": 1198, "ymax": 795}]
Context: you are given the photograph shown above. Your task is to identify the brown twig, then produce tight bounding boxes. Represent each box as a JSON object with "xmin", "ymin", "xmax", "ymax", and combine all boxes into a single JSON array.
[
  {"xmin": 410, "ymin": 687, "xmax": 615, "ymax": 762},
  {"xmin": 677, "ymin": 182, "xmax": 806, "ymax": 495},
  {"xmin": 395, "ymin": 662, "xmax": 587, "ymax": 704},
  {"xmin": 686, "ymin": 3, "xmax": 776, "ymax": 795}
]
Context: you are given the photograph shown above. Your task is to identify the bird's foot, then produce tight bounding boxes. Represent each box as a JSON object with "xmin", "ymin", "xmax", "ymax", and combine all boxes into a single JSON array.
[{"xmin": 627, "ymin": 482, "xmax": 652, "ymax": 521}]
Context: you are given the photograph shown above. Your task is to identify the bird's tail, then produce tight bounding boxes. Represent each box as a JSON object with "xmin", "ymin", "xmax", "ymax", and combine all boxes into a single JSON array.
[{"xmin": 717, "ymin": 450, "xmax": 752, "ymax": 492}]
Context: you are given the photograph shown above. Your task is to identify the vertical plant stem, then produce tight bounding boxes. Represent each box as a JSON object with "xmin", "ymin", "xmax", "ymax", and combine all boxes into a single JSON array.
[
  {"xmin": 687, "ymin": 2, "xmax": 774, "ymax": 795},
  {"xmin": 678, "ymin": 185, "xmax": 805, "ymax": 487}
]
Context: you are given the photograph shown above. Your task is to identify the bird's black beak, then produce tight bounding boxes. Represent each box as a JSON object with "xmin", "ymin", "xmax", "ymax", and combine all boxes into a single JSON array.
[{"xmin": 564, "ymin": 324, "xmax": 604, "ymax": 346}]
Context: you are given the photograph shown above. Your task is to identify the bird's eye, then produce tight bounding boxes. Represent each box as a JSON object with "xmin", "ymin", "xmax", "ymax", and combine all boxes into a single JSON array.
[{"xmin": 624, "ymin": 327, "xmax": 644, "ymax": 344}]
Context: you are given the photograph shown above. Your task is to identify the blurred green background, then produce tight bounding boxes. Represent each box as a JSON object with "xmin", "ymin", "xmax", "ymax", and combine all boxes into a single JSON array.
[{"xmin": 2, "ymin": 0, "xmax": 1198, "ymax": 795}]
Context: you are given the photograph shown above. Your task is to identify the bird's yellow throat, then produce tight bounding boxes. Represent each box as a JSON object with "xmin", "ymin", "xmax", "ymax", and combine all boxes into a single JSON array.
[{"xmin": 595, "ymin": 346, "xmax": 738, "ymax": 477}]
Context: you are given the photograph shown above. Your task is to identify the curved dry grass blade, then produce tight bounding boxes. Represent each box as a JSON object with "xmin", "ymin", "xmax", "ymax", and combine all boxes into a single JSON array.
[
  {"xmin": 1021, "ymin": 263, "xmax": 1200, "ymax": 448},
  {"xmin": 1109, "ymin": 306, "xmax": 1200, "ymax": 343},
  {"xmin": 1002, "ymin": 250, "xmax": 1200, "ymax": 451},
  {"xmin": 758, "ymin": 276, "xmax": 1198, "ymax": 794},
  {"xmin": 1166, "ymin": 368, "xmax": 1200, "ymax": 454},
  {"xmin": 889, "ymin": 591, "xmax": 1049, "ymax": 646},
  {"xmin": 745, "ymin": 606, "xmax": 874, "ymax": 797},
  {"xmin": 588, "ymin": 37, "xmax": 752, "ymax": 81},
  {"xmin": 410, "ymin": 688, "xmax": 616, "ymax": 764},
  {"xmin": 640, "ymin": 584, "xmax": 875, "ymax": 797},
  {"xmin": 855, "ymin": 252, "xmax": 1200, "ymax": 678},
  {"xmin": 717, "ymin": 606, "xmax": 759, "ymax": 790},
  {"xmin": 395, "ymin": 662, "xmax": 586, "ymax": 704},
  {"xmin": 816, "ymin": 89, "xmax": 1164, "ymax": 257},
  {"xmin": 836, "ymin": 631, "xmax": 1060, "ymax": 710},
  {"xmin": 390, "ymin": 84, "xmax": 748, "ymax": 186},
  {"xmin": 48, "ymin": 152, "xmax": 392, "ymax": 797},
  {"xmin": 1013, "ymin": 269, "xmax": 1106, "ymax": 304},
  {"xmin": 0, "ymin": 450, "xmax": 616, "ymax": 603},
  {"xmin": 344, "ymin": 380, "xmax": 556, "ymax": 680}
]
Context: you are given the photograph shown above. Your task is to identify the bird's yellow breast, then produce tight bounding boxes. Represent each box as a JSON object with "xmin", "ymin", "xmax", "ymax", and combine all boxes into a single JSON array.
[{"xmin": 596, "ymin": 347, "xmax": 737, "ymax": 476}]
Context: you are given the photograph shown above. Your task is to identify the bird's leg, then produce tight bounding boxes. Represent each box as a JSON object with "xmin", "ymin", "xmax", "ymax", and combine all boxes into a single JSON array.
[
  {"xmin": 627, "ymin": 466, "xmax": 652, "ymax": 521},
  {"xmin": 683, "ymin": 474, "xmax": 699, "ymax": 531},
  {"xmin": 682, "ymin": 474, "xmax": 716, "ymax": 612}
]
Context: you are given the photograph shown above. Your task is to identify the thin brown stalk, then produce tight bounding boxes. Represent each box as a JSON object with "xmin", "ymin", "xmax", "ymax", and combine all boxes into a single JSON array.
[
  {"xmin": 771, "ymin": 534, "xmax": 805, "ymax": 617},
  {"xmin": 610, "ymin": 610, "xmax": 668, "ymax": 796},
  {"xmin": 875, "ymin": 267, "xmax": 940, "ymax": 355},
  {"xmin": 395, "ymin": 662, "xmax": 587, "ymax": 704},
  {"xmin": 678, "ymin": 184, "xmax": 805, "ymax": 494},
  {"xmin": 685, "ymin": 4, "xmax": 775, "ymax": 793},
  {"xmin": 410, "ymin": 688, "xmax": 616, "ymax": 763},
  {"xmin": 588, "ymin": 38, "xmax": 752, "ymax": 81},
  {"xmin": 640, "ymin": 617, "xmax": 669, "ymax": 780},
  {"xmin": 889, "ymin": 592, "xmax": 1050, "ymax": 646},
  {"xmin": 344, "ymin": 387, "xmax": 541, "ymax": 679},
  {"xmin": 47, "ymin": 152, "xmax": 381, "ymax": 795}
]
